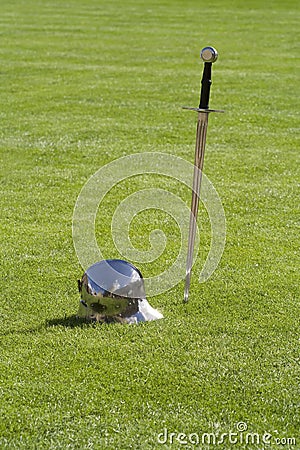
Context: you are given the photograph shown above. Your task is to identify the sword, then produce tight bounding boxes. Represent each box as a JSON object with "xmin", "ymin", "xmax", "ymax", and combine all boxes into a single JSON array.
[{"xmin": 183, "ymin": 46, "xmax": 222, "ymax": 303}]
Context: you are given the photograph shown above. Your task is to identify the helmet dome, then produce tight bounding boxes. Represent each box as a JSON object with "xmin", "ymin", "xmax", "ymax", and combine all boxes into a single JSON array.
[{"xmin": 77, "ymin": 259, "xmax": 163, "ymax": 324}]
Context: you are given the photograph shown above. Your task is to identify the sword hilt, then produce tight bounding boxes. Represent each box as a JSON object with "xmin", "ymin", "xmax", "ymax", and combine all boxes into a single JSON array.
[
  {"xmin": 199, "ymin": 47, "xmax": 218, "ymax": 110},
  {"xmin": 182, "ymin": 46, "xmax": 223, "ymax": 114}
]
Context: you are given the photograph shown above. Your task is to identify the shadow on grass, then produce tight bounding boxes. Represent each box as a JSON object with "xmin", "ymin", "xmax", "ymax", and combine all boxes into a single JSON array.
[
  {"xmin": 46, "ymin": 315, "xmax": 128, "ymax": 328},
  {"xmin": 46, "ymin": 315, "xmax": 97, "ymax": 328},
  {"xmin": 0, "ymin": 316, "xmax": 95, "ymax": 336}
]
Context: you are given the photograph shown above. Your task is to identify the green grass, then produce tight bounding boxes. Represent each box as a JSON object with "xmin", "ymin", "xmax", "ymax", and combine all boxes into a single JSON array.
[{"xmin": 0, "ymin": 0, "xmax": 299, "ymax": 448}]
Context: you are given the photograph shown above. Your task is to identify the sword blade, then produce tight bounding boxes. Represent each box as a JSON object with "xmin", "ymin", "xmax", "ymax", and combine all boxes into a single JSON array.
[{"xmin": 184, "ymin": 111, "xmax": 209, "ymax": 303}]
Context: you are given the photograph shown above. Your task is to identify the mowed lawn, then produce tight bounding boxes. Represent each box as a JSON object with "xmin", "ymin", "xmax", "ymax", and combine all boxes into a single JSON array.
[{"xmin": 0, "ymin": 0, "xmax": 299, "ymax": 449}]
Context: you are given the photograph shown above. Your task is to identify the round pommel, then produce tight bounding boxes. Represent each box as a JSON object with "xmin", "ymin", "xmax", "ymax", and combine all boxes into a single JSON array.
[{"xmin": 200, "ymin": 46, "xmax": 218, "ymax": 63}]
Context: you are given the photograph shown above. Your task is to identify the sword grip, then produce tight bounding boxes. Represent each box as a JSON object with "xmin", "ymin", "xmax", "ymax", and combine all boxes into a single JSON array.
[{"xmin": 199, "ymin": 62, "xmax": 212, "ymax": 110}]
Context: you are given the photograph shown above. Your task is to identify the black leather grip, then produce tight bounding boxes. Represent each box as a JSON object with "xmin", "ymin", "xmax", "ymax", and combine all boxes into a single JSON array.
[{"xmin": 199, "ymin": 62, "xmax": 212, "ymax": 110}]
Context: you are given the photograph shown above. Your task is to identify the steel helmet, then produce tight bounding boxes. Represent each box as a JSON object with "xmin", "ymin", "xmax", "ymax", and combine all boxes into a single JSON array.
[{"xmin": 77, "ymin": 259, "xmax": 163, "ymax": 324}]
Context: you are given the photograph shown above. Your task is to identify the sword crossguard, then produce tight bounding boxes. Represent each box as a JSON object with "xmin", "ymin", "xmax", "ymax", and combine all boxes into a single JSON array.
[{"xmin": 182, "ymin": 106, "xmax": 224, "ymax": 113}]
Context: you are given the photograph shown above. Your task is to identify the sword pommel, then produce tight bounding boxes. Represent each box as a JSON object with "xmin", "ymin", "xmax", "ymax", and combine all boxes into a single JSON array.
[
  {"xmin": 199, "ymin": 46, "xmax": 218, "ymax": 110},
  {"xmin": 200, "ymin": 46, "xmax": 218, "ymax": 63}
]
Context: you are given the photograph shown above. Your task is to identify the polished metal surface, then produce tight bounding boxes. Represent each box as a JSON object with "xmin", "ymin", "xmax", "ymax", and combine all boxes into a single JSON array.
[
  {"xmin": 184, "ymin": 111, "xmax": 209, "ymax": 303},
  {"xmin": 77, "ymin": 259, "xmax": 163, "ymax": 323},
  {"xmin": 200, "ymin": 46, "xmax": 218, "ymax": 63}
]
